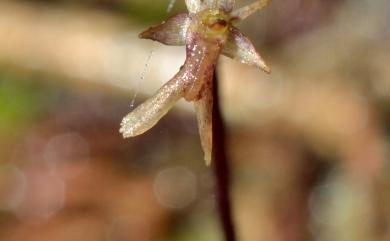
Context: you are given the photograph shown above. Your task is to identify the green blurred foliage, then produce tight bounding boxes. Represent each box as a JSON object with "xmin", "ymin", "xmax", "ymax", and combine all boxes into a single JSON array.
[
  {"xmin": 0, "ymin": 71, "xmax": 58, "ymax": 133},
  {"xmin": 122, "ymin": 0, "xmax": 178, "ymax": 23}
]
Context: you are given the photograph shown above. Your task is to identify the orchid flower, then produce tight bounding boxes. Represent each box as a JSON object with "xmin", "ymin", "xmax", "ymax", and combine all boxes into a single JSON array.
[{"xmin": 120, "ymin": 0, "xmax": 272, "ymax": 165}]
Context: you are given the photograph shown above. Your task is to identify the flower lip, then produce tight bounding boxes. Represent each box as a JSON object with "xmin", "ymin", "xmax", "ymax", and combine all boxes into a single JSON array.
[
  {"xmin": 207, "ymin": 18, "xmax": 228, "ymax": 30},
  {"xmin": 199, "ymin": 10, "xmax": 230, "ymax": 35}
]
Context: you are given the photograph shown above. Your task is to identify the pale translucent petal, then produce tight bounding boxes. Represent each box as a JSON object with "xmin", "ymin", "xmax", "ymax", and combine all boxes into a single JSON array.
[
  {"xmin": 219, "ymin": 0, "xmax": 235, "ymax": 13},
  {"xmin": 204, "ymin": 0, "xmax": 235, "ymax": 11},
  {"xmin": 183, "ymin": 40, "xmax": 222, "ymax": 101},
  {"xmin": 139, "ymin": 13, "xmax": 190, "ymax": 46},
  {"xmin": 120, "ymin": 70, "xmax": 187, "ymax": 138},
  {"xmin": 185, "ymin": 0, "xmax": 203, "ymax": 14},
  {"xmin": 222, "ymin": 27, "xmax": 271, "ymax": 73},
  {"xmin": 231, "ymin": 0, "xmax": 271, "ymax": 20},
  {"xmin": 194, "ymin": 80, "xmax": 213, "ymax": 165},
  {"xmin": 203, "ymin": 0, "xmax": 218, "ymax": 9}
]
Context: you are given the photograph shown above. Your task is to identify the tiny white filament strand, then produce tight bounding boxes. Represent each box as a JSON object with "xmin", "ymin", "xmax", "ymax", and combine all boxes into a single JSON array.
[
  {"xmin": 130, "ymin": 45, "xmax": 156, "ymax": 108},
  {"xmin": 130, "ymin": 0, "xmax": 176, "ymax": 108}
]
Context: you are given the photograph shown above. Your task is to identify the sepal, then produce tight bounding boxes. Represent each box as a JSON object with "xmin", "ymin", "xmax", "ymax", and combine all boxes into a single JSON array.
[
  {"xmin": 231, "ymin": 0, "xmax": 272, "ymax": 21},
  {"xmin": 219, "ymin": 0, "xmax": 235, "ymax": 13},
  {"xmin": 185, "ymin": 0, "xmax": 203, "ymax": 14},
  {"xmin": 194, "ymin": 81, "xmax": 213, "ymax": 165},
  {"xmin": 120, "ymin": 69, "xmax": 187, "ymax": 138},
  {"xmin": 139, "ymin": 13, "xmax": 190, "ymax": 46},
  {"xmin": 222, "ymin": 27, "xmax": 271, "ymax": 73}
]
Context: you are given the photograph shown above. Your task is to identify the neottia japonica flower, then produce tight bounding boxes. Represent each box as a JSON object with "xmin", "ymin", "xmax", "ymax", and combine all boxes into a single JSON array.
[{"xmin": 120, "ymin": 0, "xmax": 272, "ymax": 165}]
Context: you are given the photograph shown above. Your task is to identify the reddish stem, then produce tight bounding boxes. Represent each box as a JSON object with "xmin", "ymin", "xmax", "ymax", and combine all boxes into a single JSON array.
[{"xmin": 212, "ymin": 69, "xmax": 237, "ymax": 241}]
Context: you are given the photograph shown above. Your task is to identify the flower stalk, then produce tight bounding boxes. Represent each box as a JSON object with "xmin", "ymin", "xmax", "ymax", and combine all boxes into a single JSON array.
[
  {"xmin": 120, "ymin": 0, "xmax": 273, "ymax": 239},
  {"xmin": 212, "ymin": 69, "xmax": 236, "ymax": 241}
]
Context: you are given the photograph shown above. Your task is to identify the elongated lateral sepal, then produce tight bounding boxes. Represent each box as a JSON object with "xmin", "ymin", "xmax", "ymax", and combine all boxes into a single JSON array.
[
  {"xmin": 194, "ymin": 80, "xmax": 213, "ymax": 165},
  {"xmin": 139, "ymin": 13, "xmax": 190, "ymax": 46},
  {"xmin": 231, "ymin": 0, "xmax": 272, "ymax": 21},
  {"xmin": 222, "ymin": 27, "xmax": 271, "ymax": 73},
  {"xmin": 120, "ymin": 70, "xmax": 187, "ymax": 138}
]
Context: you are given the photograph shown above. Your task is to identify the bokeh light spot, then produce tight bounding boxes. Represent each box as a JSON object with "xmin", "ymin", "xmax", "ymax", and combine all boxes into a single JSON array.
[{"xmin": 153, "ymin": 166, "xmax": 197, "ymax": 210}]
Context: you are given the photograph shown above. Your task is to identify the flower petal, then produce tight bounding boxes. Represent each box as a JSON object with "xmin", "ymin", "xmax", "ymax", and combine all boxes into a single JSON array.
[
  {"xmin": 203, "ymin": 0, "xmax": 218, "ymax": 9},
  {"xmin": 219, "ymin": 0, "xmax": 235, "ymax": 13},
  {"xmin": 222, "ymin": 27, "xmax": 271, "ymax": 73},
  {"xmin": 231, "ymin": 0, "xmax": 271, "ymax": 20},
  {"xmin": 120, "ymin": 69, "xmax": 187, "ymax": 138},
  {"xmin": 139, "ymin": 13, "xmax": 190, "ymax": 46},
  {"xmin": 185, "ymin": 0, "xmax": 203, "ymax": 14},
  {"xmin": 194, "ymin": 80, "xmax": 213, "ymax": 165},
  {"xmin": 182, "ymin": 40, "xmax": 221, "ymax": 101}
]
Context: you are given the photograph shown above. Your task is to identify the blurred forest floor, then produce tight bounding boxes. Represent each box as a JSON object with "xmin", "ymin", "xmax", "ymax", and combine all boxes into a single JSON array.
[{"xmin": 0, "ymin": 0, "xmax": 390, "ymax": 241}]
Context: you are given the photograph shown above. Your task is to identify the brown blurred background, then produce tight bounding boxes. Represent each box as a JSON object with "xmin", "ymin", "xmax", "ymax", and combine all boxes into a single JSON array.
[{"xmin": 0, "ymin": 0, "xmax": 389, "ymax": 240}]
